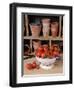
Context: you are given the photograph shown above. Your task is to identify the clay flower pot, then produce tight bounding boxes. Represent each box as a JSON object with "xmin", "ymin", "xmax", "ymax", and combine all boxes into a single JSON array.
[
  {"xmin": 30, "ymin": 24, "xmax": 41, "ymax": 37},
  {"xmin": 24, "ymin": 44, "xmax": 30, "ymax": 55},
  {"xmin": 51, "ymin": 22, "xmax": 59, "ymax": 37},
  {"xmin": 33, "ymin": 40, "xmax": 41, "ymax": 52},
  {"xmin": 42, "ymin": 19, "xmax": 51, "ymax": 37}
]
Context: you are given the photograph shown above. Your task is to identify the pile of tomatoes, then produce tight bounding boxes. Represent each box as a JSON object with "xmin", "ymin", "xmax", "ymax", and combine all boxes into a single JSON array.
[
  {"xmin": 25, "ymin": 61, "xmax": 39, "ymax": 70},
  {"xmin": 35, "ymin": 44, "xmax": 60, "ymax": 58}
]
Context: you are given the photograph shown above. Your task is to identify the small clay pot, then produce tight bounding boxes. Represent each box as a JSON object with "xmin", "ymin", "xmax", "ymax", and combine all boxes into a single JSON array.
[
  {"xmin": 42, "ymin": 19, "xmax": 50, "ymax": 23},
  {"xmin": 33, "ymin": 40, "xmax": 41, "ymax": 52},
  {"xmin": 30, "ymin": 24, "xmax": 41, "ymax": 37},
  {"xmin": 24, "ymin": 44, "xmax": 30, "ymax": 55},
  {"xmin": 51, "ymin": 22, "xmax": 59, "ymax": 37}
]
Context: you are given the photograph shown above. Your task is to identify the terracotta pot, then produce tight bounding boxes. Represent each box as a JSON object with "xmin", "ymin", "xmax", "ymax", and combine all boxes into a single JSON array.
[
  {"xmin": 30, "ymin": 24, "xmax": 41, "ymax": 37},
  {"xmin": 33, "ymin": 40, "xmax": 41, "ymax": 52},
  {"xmin": 51, "ymin": 22, "xmax": 59, "ymax": 37},
  {"xmin": 42, "ymin": 19, "xmax": 51, "ymax": 37},
  {"xmin": 24, "ymin": 44, "xmax": 30, "ymax": 55}
]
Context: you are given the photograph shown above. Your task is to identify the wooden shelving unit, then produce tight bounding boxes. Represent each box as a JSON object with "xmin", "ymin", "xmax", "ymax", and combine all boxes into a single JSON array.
[{"xmin": 23, "ymin": 14, "xmax": 63, "ymax": 55}]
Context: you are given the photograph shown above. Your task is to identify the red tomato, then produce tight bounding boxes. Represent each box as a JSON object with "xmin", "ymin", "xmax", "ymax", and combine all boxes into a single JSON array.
[
  {"xmin": 41, "ymin": 52, "xmax": 46, "ymax": 58},
  {"xmin": 38, "ymin": 46, "xmax": 44, "ymax": 51},
  {"xmin": 45, "ymin": 51, "xmax": 49, "ymax": 57},
  {"xmin": 36, "ymin": 48, "xmax": 45, "ymax": 57},
  {"xmin": 32, "ymin": 61, "xmax": 37, "ymax": 68},
  {"xmin": 36, "ymin": 52, "xmax": 41, "ymax": 57},
  {"xmin": 43, "ymin": 45, "xmax": 49, "ymax": 52},
  {"xmin": 53, "ymin": 51, "xmax": 59, "ymax": 57},
  {"xmin": 32, "ymin": 63, "xmax": 37, "ymax": 68},
  {"xmin": 49, "ymin": 50, "xmax": 53, "ymax": 55},
  {"xmin": 48, "ymin": 50, "xmax": 53, "ymax": 58},
  {"xmin": 32, "ymin": 61, "xmax": 36, "ymax": 64},
  {"xmin": 54, "ymin": 46, "xmax": 60, "ymax": 52},
  {"xmin": 43, "ymin": 48, "xmax": 48, "ymax": 52},
  {"xmin": 25, "ymin": 63, "xmax": 32, "ymax": 70}
]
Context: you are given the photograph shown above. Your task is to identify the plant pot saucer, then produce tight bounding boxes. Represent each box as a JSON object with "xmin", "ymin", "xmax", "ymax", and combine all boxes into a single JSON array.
[{"xmin": 40, "ymin": 64, "xmax": 54, "ymax": 70}]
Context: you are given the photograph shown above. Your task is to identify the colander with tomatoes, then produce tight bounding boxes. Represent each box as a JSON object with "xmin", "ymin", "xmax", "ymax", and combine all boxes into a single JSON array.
[{"xmin": 35, "ymin": 44, "xmax": 60, "ymax": 66}]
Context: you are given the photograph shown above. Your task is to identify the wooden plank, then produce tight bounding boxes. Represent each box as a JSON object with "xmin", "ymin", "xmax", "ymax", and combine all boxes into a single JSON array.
[
  {"xmin": 25, "ymin": 14, "xmax": 29, "ymax": 36},
  {"xmin": 30, "ymin": 39, "xmax": 32, "ymax": 53},
  {"xmin": 59, "ymin": 16, "xmax": 62, "ymax": 37},
  {"xmin": 23, "ymin": 36, "xmax": 63, "ymax": 41},
  {"xmin": 49, "ymin": 40, "xmax": 51, "ymax": 48}
]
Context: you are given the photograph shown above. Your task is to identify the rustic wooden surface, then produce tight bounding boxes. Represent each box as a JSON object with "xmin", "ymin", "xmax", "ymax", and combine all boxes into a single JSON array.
[{"xmin": 23, "ymin": 57, "xmax": 63, "ymax": 75}]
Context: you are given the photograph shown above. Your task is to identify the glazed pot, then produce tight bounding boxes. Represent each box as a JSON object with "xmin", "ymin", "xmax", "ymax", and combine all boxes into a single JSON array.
[
  {"xmin": 51, "ymin": 22, "xmax": 59, "ymax": 37},
  {"xmin": 30, "ymin": 24, "xmax": 41, "ymax": 37},
  {"xmin": 42, "ymin": 19, "xmax": 51, "ymax": 37}
]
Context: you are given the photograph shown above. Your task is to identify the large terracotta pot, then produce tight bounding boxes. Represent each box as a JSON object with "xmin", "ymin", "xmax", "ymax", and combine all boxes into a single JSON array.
[
  {"xmin": 42, "ymin": 19, "xmax": 51, "ymax": 37},
  {"xmin": 51, "ymin": 22, "xmax": 59, "ymax": 37},
  {"xmin": 30, "ymin": 24, "xmax": 41, "ymax": 37}
]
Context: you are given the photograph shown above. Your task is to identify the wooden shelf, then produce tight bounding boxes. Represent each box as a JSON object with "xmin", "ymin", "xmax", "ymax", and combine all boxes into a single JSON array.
[
  {"xmin": 23, "ymin": 53, "xmax": 35, "ymax": 59},
  {"xmin": 23, "ymin": 55, "xmax": 34, "ymax": 59},
  {"xmin": 24, "ymin": 36, "xmax": 63, "ymax": 41}
]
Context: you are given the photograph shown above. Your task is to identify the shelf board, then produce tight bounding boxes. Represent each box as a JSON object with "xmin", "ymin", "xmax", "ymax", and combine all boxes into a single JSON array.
[
  {"xmin": 23, "ymin": 54, "xmax": 35, "ymax": 59},
  {"xmin": 23, "ymin": 55, "xmax": 35, "ymax": 59},
  {"xmin": 23, "ymin": 36, "xmax": 63, "ymax": 41}
]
